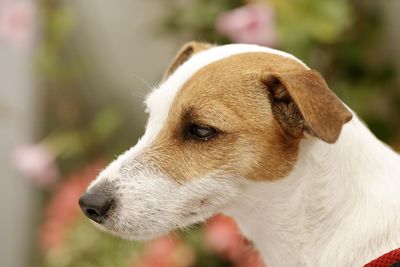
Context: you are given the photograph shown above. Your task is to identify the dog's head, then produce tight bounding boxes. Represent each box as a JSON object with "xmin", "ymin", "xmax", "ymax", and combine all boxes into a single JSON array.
[{"xmin": 79, "ymin": 42, "xmax": 352, "ymax": 240}]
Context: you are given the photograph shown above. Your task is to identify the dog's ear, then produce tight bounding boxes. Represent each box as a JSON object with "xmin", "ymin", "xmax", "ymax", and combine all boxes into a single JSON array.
[
  {"xmin": 163, "ymin": 41, "xmax": 214, "ymax": 80},
  {"xmin": 263, "ymin": 69, "xmax": 352, "ymax": 144}
]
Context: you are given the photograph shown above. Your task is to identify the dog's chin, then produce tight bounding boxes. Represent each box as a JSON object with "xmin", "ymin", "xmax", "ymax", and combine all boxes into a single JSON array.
[
  {"xmin": 92, "ymin": 221, "xmax": 170, "ymax": 241},
  {"xmin": 110, "ymin": 230, "xmax": 168, "ymax": 241},
  {"xmin": 91, "ymin": 211, "xmax": 215, "ymax": 241}
]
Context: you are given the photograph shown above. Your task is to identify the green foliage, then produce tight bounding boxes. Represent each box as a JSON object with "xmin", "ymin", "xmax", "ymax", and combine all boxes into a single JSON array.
[
  {"xmin": 183, "ymin": 226, "xmax": 232, "ymax": 267},
  {"xmin": 37, "ymin": 1, "xmax": 82, "ymax": 82},
  {"xmin": 44, "ymin": 107, "xmax": 123, "ymax": 166},
  {"xmin": 315, "ymin": 4, "xmax": 400, "ymax": 143},
  {"xmin": 271, "ymin": 0, "xmax": 351, "ymax": 57},
  {"xmin": 40, "ymin": 219, "xmax": 230, "ymax": 267},
  {"xmin": 40, "ymin": 218, "xmax": 144, "ymax": 267}
]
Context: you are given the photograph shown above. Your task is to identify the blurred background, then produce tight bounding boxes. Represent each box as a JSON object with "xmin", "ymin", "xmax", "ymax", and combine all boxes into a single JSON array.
[{"xmin": 1, "ymin": 0, "xmax": 399, "ymax": 267}]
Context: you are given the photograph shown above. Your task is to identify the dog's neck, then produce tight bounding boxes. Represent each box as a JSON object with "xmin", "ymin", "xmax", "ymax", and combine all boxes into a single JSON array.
[{"xmin": 222, "ymin": 116, "xmax": 400, "ymax": 267}]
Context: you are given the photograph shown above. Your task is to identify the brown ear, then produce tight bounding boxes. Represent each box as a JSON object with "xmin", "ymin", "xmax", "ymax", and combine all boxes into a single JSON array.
[
  {"xmin": 163, "ymin": 41, "xmax": 214, "ymax": 80},
  {"xmin": 264, "ymin": 69, "xmax": 352, "ymax": 144}
]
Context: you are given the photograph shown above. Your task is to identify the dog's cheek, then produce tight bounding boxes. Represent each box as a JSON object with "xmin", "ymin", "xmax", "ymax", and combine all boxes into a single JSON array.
[{"xmin": 180, "ymin": 175, "xmax": 243, "ymax": 214}]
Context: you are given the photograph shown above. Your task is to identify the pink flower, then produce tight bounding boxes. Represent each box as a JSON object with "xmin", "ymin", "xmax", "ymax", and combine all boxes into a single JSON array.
[
  {"xmin": 40, "ymin": 160, "xmax": 105, "ymax": 252},
  {"xmin": 205, "ymin": 214, "xmax": 243, "ymax": 261},
  {"xmin": 131, "ymin": 235, "xmax": 195, "ymax": 267},
  {"xmin": 205, "ymin": 215, "xmax": 265, "ymax": 267},
  {"xmin": 216, "ymin": 4, "xmax": 278, "ymax": 47},
  {"xmin": 12, "ymin": 143, "xmax": 59, "ymax": 188},
  {"xmin": 0, "ymin": 0, "xmax": 34, "ymax": 47}
]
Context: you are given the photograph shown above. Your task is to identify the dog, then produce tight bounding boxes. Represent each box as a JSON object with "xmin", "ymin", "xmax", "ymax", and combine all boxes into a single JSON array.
[{"xmin": 79, "ymin": 42, "xmax": 400, "ymax": 266}]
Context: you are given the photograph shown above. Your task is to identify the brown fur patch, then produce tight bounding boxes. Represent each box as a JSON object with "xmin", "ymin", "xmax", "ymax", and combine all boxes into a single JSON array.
[
  {"xmin": 163, "ymin": 42, "xmax": 214, "ymax": 81},
  {"xmin": 143, "ymin": 52, "xmax": 351, "ymax": 182},
  {"xmin": 264, "ymin": 71, "xmax": 352, "ymax": 143}
]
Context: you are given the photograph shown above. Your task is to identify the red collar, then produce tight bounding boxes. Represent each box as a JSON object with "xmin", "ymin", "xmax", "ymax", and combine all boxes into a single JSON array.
[{"xmin": 364, "ymin": 248, "xmax": 400, "ymax": 267}]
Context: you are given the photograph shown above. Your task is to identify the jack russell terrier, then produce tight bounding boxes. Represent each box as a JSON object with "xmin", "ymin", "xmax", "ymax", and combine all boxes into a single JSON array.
[{"xmin": 79, "ymin": 42, "xmax": 400, "ymax": 267}]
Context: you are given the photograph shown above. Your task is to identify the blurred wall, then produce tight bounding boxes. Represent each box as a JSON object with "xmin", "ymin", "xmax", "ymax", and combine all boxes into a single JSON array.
[
  {"xmin": 0, "ymin": 7, "xmax": 37, "ymax": 267},
  {"xmin": 0, "ymin": 46, "xmax": 37, "ymax": 267},
  {"xmin": 67, "ymin": 0, "xmax": 182, "ymax": 127}
]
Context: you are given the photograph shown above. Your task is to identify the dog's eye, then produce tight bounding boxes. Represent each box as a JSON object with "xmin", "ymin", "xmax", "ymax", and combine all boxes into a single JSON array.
[{"xmin": 188, "ymin": 124, "xmax": 217, "ymax": 141}]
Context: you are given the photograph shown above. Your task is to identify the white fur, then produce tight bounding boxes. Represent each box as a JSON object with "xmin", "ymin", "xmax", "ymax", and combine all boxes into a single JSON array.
[
  {"xmin": 87, "ymin": 44, "xmax": 400, "ymax": 266},
  {"xmin": 223, "ymin": 116, "xmax": 400, "ymax": 266}
]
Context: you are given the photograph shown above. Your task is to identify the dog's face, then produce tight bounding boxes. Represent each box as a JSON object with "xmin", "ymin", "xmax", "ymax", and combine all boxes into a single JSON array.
[{"xmin": 79, "ymin": 42, "xmax": 352, "ymax": 240}]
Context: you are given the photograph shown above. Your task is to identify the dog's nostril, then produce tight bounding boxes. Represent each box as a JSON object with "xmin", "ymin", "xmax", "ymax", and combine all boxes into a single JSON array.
[
  {"xmin": 79, "ymin": 192, "xmax": 113, "ymax": 224},
  {"xmin": 85, "ymin": 207, "xmax": 100, "ymax": 217}
]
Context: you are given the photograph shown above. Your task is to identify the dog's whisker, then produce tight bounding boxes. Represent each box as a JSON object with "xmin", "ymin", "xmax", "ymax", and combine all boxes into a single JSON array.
[
  {"xmin": 131, "ymin": 73, "xmax": 156, "ymax": 91},
  {"xmin": 129, "ymin": 90, "xmax": 148, "ymax": 100}
]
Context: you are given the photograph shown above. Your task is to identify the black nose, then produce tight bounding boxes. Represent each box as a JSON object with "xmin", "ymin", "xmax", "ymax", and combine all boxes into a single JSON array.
[{"xmin": 79, "ymin": 192, "xmax": 112, "ymax": 223}]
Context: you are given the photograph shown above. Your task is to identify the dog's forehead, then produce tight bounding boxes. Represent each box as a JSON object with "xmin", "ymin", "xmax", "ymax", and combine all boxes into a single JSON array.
[
  {"xmin": 147, "ymin": 44, "xmax": 305, "ymax": 106},
  {"xmin": 145, "ymin": 44, "xmax": 306, "ymax": 133}
]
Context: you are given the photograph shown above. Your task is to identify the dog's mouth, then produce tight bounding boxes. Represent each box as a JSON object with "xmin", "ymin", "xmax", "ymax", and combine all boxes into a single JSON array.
[
  {"xmin": 94, "ymin": 221, "xmax": 169, "ymax": 241},
  {"xmin": 78, "ymin": 191, "xmax": 221, "ymax": 241},
  {"xmin": 78, "ymin": 201, "xmax": 168, "ymax": 241},
  {"xmin": 85, "ymin": 211, "xmax": 204, "ymax": 241}
]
